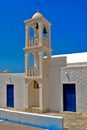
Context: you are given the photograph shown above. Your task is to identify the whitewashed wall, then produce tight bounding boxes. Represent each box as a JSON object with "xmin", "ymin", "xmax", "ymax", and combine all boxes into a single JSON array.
[
  {"xmin": 61, "ymin": 66, "xmax": 87, "ymax": 114},
  {"xmin": 48, "ymin": 56, "xmax": 66, "ymax": 111},
  {"xmin": 0, "ymin": 73, "xmax": 25, "ymax": 109}
]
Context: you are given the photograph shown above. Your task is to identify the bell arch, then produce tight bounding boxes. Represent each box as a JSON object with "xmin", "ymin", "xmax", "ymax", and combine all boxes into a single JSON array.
[
  {"xmin": 29, "ymin": 27, "xmax": 34, "ymax": 39},
  {"xmin": 29, "ymin": 27, "xmax": 35, "ymax": 46},
  {"xmin": 29, "ymin": 52, "xmax": 34, "ymax": 68},
  {"xmin": 43, "ymin": 26, "xmax": 48, "ymax": 38}
]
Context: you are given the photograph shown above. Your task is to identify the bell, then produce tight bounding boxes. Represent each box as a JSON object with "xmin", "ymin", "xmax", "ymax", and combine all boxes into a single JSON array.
[
  {"xmin": 43, "ymin": 27, "xmax": 47, "ymax": 34},
  {"xmin": 35, "ymin": 23, "xmax": 39, "ymax": 29}
]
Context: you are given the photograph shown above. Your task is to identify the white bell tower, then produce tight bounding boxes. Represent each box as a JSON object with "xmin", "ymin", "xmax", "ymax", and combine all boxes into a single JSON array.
[{"xmin": 24, "ymin": 11, "xmax": 51, "ymax": 113}]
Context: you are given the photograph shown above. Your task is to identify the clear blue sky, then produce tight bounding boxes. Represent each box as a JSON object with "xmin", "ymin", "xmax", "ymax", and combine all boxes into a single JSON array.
[{"xmin": 0, "ymin": 0, "xmax": 87, "ymax": 72}]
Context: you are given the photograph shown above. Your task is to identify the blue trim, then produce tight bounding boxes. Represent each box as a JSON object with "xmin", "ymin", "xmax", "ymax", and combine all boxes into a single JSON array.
[{"xmin": 0, "ymin": 117, "xmax": 62, "ymax": 130}]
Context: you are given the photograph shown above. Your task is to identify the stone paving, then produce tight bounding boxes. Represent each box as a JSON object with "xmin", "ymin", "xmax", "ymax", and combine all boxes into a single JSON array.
[{"xmin": 44, "ymin": 111, "xmax": 87, "ymax": 130}]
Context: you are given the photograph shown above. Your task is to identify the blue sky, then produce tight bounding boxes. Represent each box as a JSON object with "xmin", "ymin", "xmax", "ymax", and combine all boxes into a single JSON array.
[{"xmin": 0, "ymin": 0, "xmax": 87, "ymax": 72}]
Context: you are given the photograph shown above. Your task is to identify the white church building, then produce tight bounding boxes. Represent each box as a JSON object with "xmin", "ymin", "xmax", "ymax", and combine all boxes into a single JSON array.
[{"xmin": 0, "ymin": 12, "xmax": 87, "ymax": 114}]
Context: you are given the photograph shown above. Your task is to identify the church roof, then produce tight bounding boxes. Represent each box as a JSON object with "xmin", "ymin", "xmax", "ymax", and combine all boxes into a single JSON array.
[{"xmin": 52, "ymin": 52, "xmax": 87, "ymax": 63}]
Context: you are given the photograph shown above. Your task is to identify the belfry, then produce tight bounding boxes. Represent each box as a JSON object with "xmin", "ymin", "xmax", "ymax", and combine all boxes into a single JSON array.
[{"xmin": 24, "ymin": 12, "xmax": 51, "ymax": 112}]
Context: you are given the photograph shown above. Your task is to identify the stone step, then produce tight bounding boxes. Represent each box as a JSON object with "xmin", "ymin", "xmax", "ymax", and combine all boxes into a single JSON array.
[{"xmin": 28, "ymin": 107, "xmax": 40, "ymax": 113}]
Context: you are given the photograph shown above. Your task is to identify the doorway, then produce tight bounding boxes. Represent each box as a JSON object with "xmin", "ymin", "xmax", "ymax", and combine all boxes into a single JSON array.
[
  {"xmin": 34, "ymin": 80, "xmax": 39, "ymax": 107},
  {"xmin": 28, "ymin": 80, "xmax": 39, "ymax": 107},
  {"xmin": 7, "ymin": 84, "xmax": 14, "ymax": 107},
  {"xmin": 63, "ymin": 84, "xmax": 76, "ymax": 112}
]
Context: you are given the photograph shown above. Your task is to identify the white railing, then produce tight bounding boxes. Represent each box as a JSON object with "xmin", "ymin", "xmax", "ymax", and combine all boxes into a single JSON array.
[
  {"xmin": 27, "ymin": 67, "xmax": 40, "ymax": 77},
  {"xmin": 28, "ymin": 38, "xmax": 39, "ymax": 47},
  {"xmin": 27, "ymin": 37, "xmax": 49, "ymax": 48}
]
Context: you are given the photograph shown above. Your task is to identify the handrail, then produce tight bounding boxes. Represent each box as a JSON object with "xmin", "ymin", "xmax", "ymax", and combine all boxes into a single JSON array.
[
  {"xmin": 27, "ymin": 37, "xmax": 49, "ymax": 47},
  {"xmin": 27, "ymin": 67, "xmax": 40, "ymax": 77}
]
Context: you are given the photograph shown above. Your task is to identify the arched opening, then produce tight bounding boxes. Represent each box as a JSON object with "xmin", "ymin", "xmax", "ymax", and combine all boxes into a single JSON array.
[
  {"xmin": 43, "ymin": 26, "xmax": 48, "ymax": 38},
  {"xmin": 33, "ymin": 80, "xmax": 39, "ymax": 107},
  {"xmin": 44, "ymin": 52, "xmax": 47, "ymax": 58},
  {"xmin": 34, "ymin": 80, "xmax": 39, "ymax": 89},
  {"xmin": 29, "ymin": 52, "xmax": 34, "ymax": 68},
  {"xmin": 28, "ymin": 80, "xmax": 39, "ymax": 108},
  {"xmin": 29, "ymin": 27, "xmax": 34, "ymax": 46},
  {"xmin": 30, "ymin": 27, "xmax": 34, "ymax": 39}
]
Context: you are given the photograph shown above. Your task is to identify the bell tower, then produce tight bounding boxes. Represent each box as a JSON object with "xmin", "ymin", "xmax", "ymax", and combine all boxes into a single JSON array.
[{"xmin": 24, "ymin": 12, "xmax": 51, "ymax": 112}]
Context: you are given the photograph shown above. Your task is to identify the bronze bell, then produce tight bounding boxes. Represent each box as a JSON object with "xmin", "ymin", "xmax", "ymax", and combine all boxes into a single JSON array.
[
  {"xmin": 35, "ymin": 23, "xmax": 39, "ymax": 29},
  {"xmin": 43, "ymin": 27, "xmax": 47, "ymax": 34}
]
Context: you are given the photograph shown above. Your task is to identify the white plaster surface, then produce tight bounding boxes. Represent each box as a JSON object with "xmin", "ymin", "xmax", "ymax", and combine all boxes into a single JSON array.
[
  {"xmin": 0, "ymin": 108, "xmax": 63, "ymax": 130},
  {"xmin": 48, "ymin": 57, "xmax": 66, "ymax": 111},
  {"xmin": 0, "ymin": 73, "xmax": 25, "ymax": 109},
  {"xmin": 61, "ymin": 66, "xmax": 87, "ymax": 114}
]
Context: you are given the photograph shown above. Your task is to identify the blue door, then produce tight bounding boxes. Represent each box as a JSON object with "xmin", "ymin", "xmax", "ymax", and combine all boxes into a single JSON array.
[
  {"xmin": 63, "ymin": 84, "xmax": 76, "ymax": 112},
  {"xmin": 7, "ymin": 84, "xmax": 14, "ymax": 107}
]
